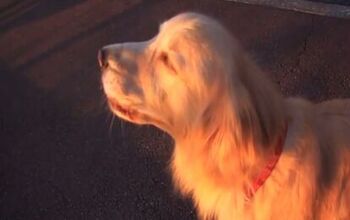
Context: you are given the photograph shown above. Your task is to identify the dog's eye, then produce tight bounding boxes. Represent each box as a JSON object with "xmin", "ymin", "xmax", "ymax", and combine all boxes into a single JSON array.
[
  {"xmin": 160, "ymin": 52, "xmax": 169, "ymax": 65},
  {"xmin": 159, "ymin": 52, "xmax": 177, "ymax": 74}
]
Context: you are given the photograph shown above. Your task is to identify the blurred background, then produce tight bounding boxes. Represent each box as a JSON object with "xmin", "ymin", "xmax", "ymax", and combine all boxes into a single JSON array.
[{"xmin": 0, "ymin": 0, "xmax": 349, "ymax": 219}]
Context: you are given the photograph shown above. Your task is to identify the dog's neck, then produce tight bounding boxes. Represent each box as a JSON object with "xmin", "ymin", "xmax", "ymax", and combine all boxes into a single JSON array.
[
  {"xmin": 174, "ymin": 101, "xmax": 279, "ymax": 190},
  {"xmin": 171, "ymin": 89, "xmax": 287, "ymax": 202}
]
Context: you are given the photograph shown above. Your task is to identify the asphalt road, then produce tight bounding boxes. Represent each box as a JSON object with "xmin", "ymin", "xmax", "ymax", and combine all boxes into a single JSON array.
[{"xmin": 0, "ymin": 0, "xmax": 349, "ymax": 219}]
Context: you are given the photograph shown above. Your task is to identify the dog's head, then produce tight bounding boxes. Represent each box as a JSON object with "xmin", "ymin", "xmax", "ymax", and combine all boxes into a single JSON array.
[
  {"xmin": 99, "ymin": 13, "xmax": 236, "ymax": 135},
  {"xmin": 99, "ymin": 12, "xmax": 284, "ymax": 143}
]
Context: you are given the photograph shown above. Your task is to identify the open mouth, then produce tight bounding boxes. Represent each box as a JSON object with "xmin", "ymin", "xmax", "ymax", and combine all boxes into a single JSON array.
[{"xmin": 108, "ymin": 98, "xmax": 138, "ymax": 121}]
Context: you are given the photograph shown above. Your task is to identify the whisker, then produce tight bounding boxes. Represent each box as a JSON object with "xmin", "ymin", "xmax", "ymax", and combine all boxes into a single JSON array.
[
  {"xmin": 119, "ymin": 119, "xmax": 128, "ymax": 148},
  {"xmin": 120, "ymin": 119, "xmax": 126, "ymax": 138},
  {"xmin": 108, "ymin": 114, "xmax": 115, "ymax": 138}
]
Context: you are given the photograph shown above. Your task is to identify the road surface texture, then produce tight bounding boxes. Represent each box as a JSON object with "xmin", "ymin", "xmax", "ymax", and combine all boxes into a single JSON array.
[{"xmin": 0, "ymin": 0, "xmax": 349, "ymax": 219}]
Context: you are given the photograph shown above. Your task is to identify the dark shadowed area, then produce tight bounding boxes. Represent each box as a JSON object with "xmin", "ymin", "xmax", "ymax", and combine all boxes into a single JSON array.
[{"xmin": 0, "ymin": 0, "xmax": 349, "ymax": 219}]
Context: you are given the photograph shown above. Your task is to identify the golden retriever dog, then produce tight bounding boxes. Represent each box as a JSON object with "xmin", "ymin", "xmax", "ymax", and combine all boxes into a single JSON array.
[{"xmin": 99, "ymin": 12, "xmax": 350, "ymax": 220}]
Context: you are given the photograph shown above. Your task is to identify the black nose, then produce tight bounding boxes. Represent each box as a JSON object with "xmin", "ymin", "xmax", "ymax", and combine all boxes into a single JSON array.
[{"xmin": 98, "ymin": 48, "xmax": 108, "ymax": 68}]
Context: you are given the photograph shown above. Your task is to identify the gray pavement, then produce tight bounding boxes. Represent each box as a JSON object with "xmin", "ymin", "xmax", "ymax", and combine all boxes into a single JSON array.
[{"xmin": 0, "ymin": 0, "xmax": 349, "ymax": 219}]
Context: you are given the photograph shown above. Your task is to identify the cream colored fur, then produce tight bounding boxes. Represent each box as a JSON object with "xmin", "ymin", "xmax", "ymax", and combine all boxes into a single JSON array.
[{"xmin": 100, "ymin": 12, "xmax": 350, "ymax": 220}]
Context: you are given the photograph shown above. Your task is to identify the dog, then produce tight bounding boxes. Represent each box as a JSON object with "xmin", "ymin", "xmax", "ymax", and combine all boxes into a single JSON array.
[{"xmin": 99, "ymin": 12, "xmax": 350, "ymax": 220}]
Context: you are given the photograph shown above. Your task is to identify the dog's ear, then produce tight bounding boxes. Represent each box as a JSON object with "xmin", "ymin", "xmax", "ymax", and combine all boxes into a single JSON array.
[{"xmin": 234, "ymin": 52, "xmax": 286, "ymax": 147}]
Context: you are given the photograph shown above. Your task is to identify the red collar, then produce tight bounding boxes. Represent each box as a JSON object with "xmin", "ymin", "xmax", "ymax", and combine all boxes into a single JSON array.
[{"xmin": 245, "ymin": 123, "xmax": 288, "ymax": 200}]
